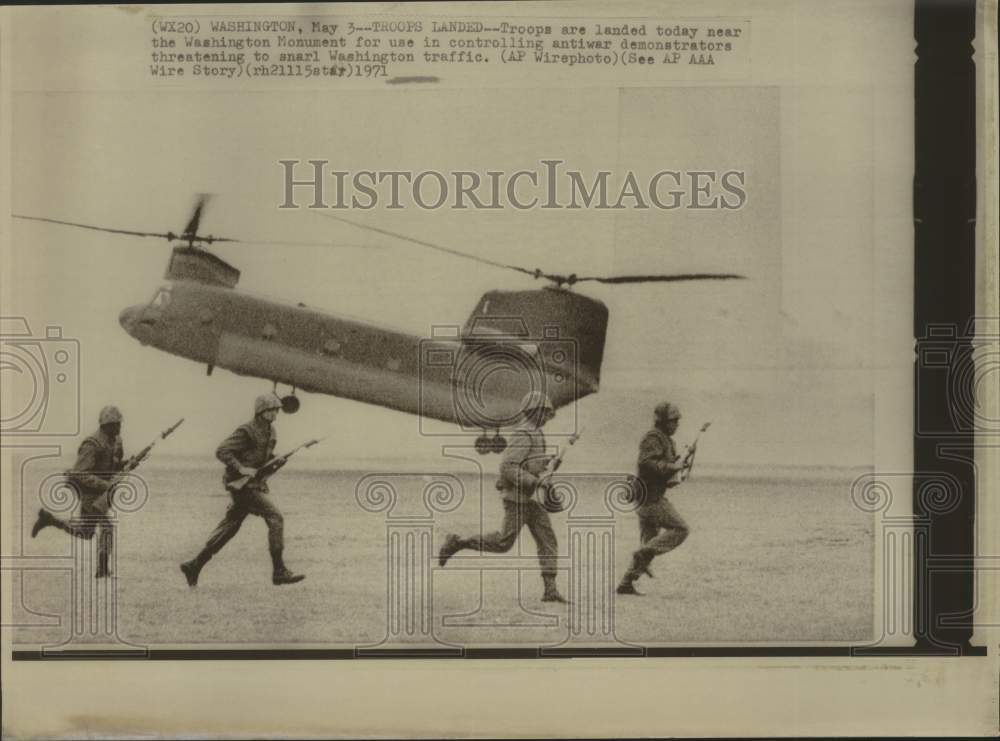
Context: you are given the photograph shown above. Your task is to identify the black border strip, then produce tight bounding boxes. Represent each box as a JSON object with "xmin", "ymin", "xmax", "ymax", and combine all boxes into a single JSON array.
[
  {"xmin": 912, "ymin": 0, "xmax": 978, "ymax": 652},
  {"xmin": 7, "ymin": 0, "xmax": 984, "ymax": 662}
]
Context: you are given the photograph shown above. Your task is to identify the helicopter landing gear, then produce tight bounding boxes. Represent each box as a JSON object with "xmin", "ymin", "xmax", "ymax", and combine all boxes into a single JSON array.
[
  {"xmin": 474, "ymin": 432, "xmax": 507, "ymax": 455},
  {"xmin": 272, "ymin": 382, "xmax": 301, "ymax": 414}
]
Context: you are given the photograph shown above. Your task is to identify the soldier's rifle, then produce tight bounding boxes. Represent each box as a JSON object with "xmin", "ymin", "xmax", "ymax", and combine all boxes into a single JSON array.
[
  {"xmin": 122, "ymin": 417, "xmax": 185, "ymax": 473},
  {"xmin": 103, "ymin": 417, "xmax": 185, "ymax": 506},
  {"xmin": 540, "ymin": 428, "xmax": 583, "ymax": 481},
  {"xmin": 228, "ymin": 437, "xmax": 324, "ymax": 492},
  {"xmin": 535, "ymin": 429, "xmax": 583, "ymax": 512},
  {"xmin": 678, "ymin": 422, "xmax": 711, "ymax": 482}
]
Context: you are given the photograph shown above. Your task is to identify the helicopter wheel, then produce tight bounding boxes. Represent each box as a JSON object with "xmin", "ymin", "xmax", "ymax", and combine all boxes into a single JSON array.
[
  {"xmin": 474, "ymin": 435, "xmax": 492, "ymax": 455},
  {"xmin": 489, "ymin": 435, "xmax": 507, "ymax": 454},
  {"xmin": 280, "ymin": 394, "xmax": 300, "ymax": 414}
]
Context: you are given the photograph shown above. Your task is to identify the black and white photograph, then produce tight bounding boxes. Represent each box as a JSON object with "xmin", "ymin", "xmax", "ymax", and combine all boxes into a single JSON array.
[{"xmin": 1, "ymin": 1, "xmax": 996, "ymax": 738}]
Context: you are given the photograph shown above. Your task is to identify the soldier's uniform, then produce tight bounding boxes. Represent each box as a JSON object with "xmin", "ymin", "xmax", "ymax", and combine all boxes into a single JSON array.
[
  {"xmin": 439, "ymin": 392, "xmax": 566, "ymax": 602},
  {"xmin": 31, "ymin": 406, "xmax": 126, "ymax": 578},
  {"xmin": 618, "ymin": 403, "xmax": 691, "ymax": 594},
  {"xmin": 180, "ymin": 393, "xmax": 303, "ymax": 586}
]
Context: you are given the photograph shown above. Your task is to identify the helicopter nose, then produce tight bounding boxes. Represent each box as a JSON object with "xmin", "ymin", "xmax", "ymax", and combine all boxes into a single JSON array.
[{"xmin": 118, "ymin": 305, "xmax": 142, "ymax": 334}]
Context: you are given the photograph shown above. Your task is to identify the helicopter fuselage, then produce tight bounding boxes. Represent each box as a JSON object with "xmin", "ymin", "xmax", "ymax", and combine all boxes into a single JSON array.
[
  {"xmin": 118, "ymin": 277, "xmax": 606, "ymax": 430},
  {"xmin": 18, "ymin": 202, "xmax": 736, "ymax": 433}
]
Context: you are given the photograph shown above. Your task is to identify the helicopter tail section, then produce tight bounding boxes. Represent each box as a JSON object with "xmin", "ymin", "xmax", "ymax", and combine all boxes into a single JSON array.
[{"xmin": 461, "ymin": 288, "xmax": 609, "ymax": 412}]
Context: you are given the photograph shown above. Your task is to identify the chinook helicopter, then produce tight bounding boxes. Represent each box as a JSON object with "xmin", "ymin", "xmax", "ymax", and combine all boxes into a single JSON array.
[{"xmin": 15, "ymin": 197, "xmax": 744, "ymax": 454}]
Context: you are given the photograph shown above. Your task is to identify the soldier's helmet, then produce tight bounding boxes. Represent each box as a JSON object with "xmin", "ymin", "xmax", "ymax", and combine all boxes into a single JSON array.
[
  {"xmin": 654, "ymin": 401, "xmax": 681, "ymax": 421},
  {"xmin": 254, "ymin": 392, "xmax": 282, "ymax": 416},
  {"xmin": 521, "ymin": 390, "xmax": 554, "ymax": 415},
  {"xmin": 98, "ymin": 405, "xmax": 123, "ymax": 426}
]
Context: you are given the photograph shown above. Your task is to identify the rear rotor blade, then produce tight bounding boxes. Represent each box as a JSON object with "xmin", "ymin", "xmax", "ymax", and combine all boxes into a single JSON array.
[
  {"xmin": 575, "ymin": 273, "xmax": 746, "ymax": 285},
  {"xmin": 220, "ymin": 237, "xmax": 388, "ymax": 249},
  {"xmin": 317, "ymin": 211, "xmax": 540, "ymax": 277},
  {"xmin": 319, "ymin": 213, "xmax": 746, "ymax": 286}
]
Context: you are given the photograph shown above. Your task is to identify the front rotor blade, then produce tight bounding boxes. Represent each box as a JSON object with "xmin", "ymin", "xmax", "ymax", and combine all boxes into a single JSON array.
[
  {"xmin": 13, "ymin": 214, "xmax": 175, "ymax": 240},
  {"xmin": 14, "ymin": 214, "xmax": 383, "ymax": 249},
  {"xmin": 182, "ymin": 194, "xmax": 210, "ymax": 238}
]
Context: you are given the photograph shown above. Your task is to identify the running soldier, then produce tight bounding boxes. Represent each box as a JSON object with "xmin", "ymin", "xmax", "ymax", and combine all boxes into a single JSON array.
[
  {"xmin": 180, "ymin": 393, "xmax": 305, "ymax": 587},
  {"xmin": 616, "ymin": 401, "xmax": 691, "ymax": 596},
  {"xmin": 438, "ymin": 391, "xmax": 568, "ymax": 603},
  {"xmin": 31, "ymin": 405, "xmax": 127, "ymax": 578}
]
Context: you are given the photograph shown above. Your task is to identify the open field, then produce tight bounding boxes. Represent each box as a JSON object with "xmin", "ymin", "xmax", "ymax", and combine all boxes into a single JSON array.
[{"xmin": 11, "ymin": 460, "xmax": 873, "ymax": 648}]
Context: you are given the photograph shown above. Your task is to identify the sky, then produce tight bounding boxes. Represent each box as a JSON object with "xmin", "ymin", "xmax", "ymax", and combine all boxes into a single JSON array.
[{"xmin": 4, "ymin": 6, "xmax": 914, "ymax": 471}]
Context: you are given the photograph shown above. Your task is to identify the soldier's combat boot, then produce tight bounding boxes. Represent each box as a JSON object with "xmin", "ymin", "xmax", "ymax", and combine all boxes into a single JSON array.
[
  {"xmin": 541, "ymin": 574, "xmax": 569, "ymax": 603},
  {"xmin": 31, "ymin": 509, "xmax": 56, "ymax": 538},
  {"xmin": 270, "ymin": 548, "xmax": 305, "ymax": 585},
  {"xmin": 273, "ymin": 568, "xmax": 306, "ymax": 585},
  {"xmin": 616, "ymin": 578, "xmax": 644, "ymax": 596},
  {"xmin": 616, "ymin": 550, "xmax": 651, "ymax": 595},
  {"xmin": 438, "ymin": 534, "xmax": 463, "ymax": 567},
  {"xmin": 180, "ymin": 559, "xmax": 203, "ymax": 588}
]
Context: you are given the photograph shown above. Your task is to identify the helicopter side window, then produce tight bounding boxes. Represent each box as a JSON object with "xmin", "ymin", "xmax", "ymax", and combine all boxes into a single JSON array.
[{"xmin": 149, "ymin": 286, "xmax": 173, "ymax": 310}]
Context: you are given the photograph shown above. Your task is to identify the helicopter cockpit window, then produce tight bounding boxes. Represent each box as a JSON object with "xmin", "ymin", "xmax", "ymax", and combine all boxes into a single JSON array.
[{"xmin": 149, "ymin": 286, "xmax": 173, "ymax": 310}]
